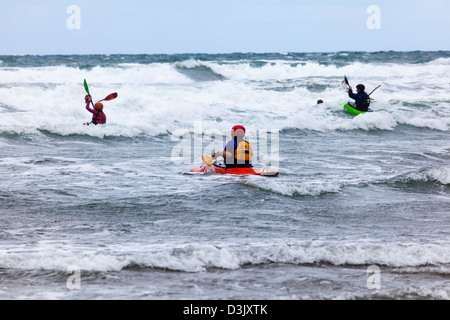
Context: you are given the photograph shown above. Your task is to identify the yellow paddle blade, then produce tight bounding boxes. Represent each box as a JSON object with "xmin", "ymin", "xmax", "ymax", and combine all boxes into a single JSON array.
[{"xmin": 202, "ymin": 155, "xmax": 213, "ymax": 166}]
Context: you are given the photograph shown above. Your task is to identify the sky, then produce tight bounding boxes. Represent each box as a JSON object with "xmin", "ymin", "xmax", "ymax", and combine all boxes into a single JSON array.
[{"xmin": 1, "ymin": 0, "xmax": 450, "ymax": 55}]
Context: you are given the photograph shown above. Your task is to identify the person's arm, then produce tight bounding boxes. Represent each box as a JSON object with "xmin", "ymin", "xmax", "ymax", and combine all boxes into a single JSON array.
[
  {"xmin": 85, "ymin": 96, "xmax": 96, "ymax": 114},
  {"xmin": 86, "ymin": 102, "xmax": 96, "ymax": 114},
  {"xmin": 212, "ymin": 150, "xmax": 232, "ymax": 159},
  {"xmin": 212, "ymin": 141, "xmax": 234, "ymax": 159},
  {"xmin": 348, "ymin": 87, "xmax": 356, "ymax": 100}
]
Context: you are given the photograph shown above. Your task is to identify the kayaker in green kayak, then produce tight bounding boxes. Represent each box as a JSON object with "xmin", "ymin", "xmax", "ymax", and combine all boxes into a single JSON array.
[{"xmin": 347, "ymin": 84, "xmax": 371, "ymax": 112}]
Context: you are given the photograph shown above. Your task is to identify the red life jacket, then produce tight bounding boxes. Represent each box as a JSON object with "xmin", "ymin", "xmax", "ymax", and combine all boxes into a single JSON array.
[{"xmin": 93, "ymin": 111, "xmax": 106, "ymax": 125}]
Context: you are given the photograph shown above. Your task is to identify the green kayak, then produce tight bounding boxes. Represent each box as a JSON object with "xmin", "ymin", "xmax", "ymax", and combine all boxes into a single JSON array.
[{"xmin": 342, "ymin": 103, "xmax": 373, "ymax": 115}]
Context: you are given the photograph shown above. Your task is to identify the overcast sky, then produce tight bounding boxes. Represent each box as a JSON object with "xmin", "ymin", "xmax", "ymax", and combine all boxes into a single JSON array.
[{"xmin": 1, "ymin": 0, "xmax": 449, "ymax": 55}]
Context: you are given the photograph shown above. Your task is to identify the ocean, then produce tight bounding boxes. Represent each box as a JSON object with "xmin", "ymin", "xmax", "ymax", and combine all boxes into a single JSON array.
[{"xmin": 0, "ymin": 51, "xmax": 449, "ymax": 301}]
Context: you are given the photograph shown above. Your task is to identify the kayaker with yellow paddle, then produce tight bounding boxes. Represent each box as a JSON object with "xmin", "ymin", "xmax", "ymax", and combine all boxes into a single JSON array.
[
  {"xmin": 190, "ymin": 125, "xmax": 278, "ymax": 176},
  {"xmin": 211, "ymin": 125, "xmax": 253, "ymax": 168}
]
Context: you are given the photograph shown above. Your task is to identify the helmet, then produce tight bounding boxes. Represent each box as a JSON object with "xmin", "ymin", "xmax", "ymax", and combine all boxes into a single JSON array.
[
  {"xmin": 356, "ymin": 84, "xmax": 365, "ymax": 91},
  {"xmin": 231, "ymin": 125, "xmax": 246, "ymax": 137},
  {"xmin": 94, "ymin": 102, "xmax": 104, "ymax": 111}
]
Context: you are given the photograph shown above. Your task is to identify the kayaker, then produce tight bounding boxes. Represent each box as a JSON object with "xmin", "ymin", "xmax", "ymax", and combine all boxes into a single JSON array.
[
  {"xmin": 211, "ymin": 125, "xmax": 253, "ymax": 168},
  {"xmin": 317, "ymin": 99, "xmax": 324, "ymax": 104},
  {"xmin": 85, "ymin": 95, "xmax": 107, "ymax": 125},
  {"xmin": 347, "ymin": 84, "xmax": 371, "ymax": 111}
]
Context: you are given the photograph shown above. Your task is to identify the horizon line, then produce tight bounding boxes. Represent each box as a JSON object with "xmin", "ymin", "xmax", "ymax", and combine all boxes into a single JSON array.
[{"xmin": 1, "ymin": 49, "xmax": 450, "ymax": 57}]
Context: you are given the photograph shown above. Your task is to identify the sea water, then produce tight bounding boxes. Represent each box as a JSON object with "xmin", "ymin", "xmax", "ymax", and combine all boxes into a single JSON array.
[{"xmin": 0, "ymin": 52, "xmax": 449, "ymax": 300}]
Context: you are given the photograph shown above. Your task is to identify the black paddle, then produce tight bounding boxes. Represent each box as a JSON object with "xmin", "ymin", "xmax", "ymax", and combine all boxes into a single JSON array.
[{"xmin": 344, "ymin": 76, "xmax": 380, "ymax": 97}]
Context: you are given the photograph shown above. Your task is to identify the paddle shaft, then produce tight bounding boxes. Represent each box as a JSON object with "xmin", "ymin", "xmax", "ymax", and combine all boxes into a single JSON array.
[
  {"xmin": 345, "ymin": 76, "xmax": 380, "ymax": 97},
  {"xmin": 84, "ymin": 79, "xmax": 96, "ymax": 109},
  {"xmin": 369, "ymin": 85, "xmax": 381, "ymax": 96}
]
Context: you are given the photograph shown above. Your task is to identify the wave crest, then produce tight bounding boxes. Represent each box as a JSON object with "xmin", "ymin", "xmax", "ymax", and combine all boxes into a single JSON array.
[{"xmin": 2, "ymin": 241, "xmax": 449, "ymax": 273}]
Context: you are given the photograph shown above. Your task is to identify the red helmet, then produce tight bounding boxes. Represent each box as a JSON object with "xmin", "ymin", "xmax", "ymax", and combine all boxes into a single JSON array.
[{"xmin": 231, "ymin": 125, "xmax": 246, "ymax": 137}]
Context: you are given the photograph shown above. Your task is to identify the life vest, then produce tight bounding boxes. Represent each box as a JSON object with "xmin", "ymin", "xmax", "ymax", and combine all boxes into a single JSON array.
[
  {"xmin": 235, "ymin": 140, "xmax": 253, "ymax": 164},
  {"xmin": 93, "ymin": 111, "xmax": 106, "ymax": 125},
  {"xmin": 356, "ymin": 92, "xmax": 371, "ymax": 111}
]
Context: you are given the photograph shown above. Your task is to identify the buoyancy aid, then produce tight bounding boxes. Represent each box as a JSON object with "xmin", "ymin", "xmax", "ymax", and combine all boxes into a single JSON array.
[
  {"xmin": 348, "ymin": 89, "xmax": 371, "ymax": 111},
  {"xmin": 235, "ymin": 140, "xmax": 253, "ymax": 162},
  {"xmin": 356, "ymin": 92, "xmax": 371, "ymax": 110},
  {"xmin": 93, "ymin": 110, "xmax": 106, "ymax": 125},
  {"xmin": 225, "ymin": 139, "xmax": 253, "ymax": 167}
]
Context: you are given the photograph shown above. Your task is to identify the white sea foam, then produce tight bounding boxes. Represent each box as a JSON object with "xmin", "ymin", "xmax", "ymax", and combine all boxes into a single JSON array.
[
  {"xmin": 403, "ymin": 166, "xmax": 450, "ymax": 185},
  {"xmin": 0, "ymin": 58, "xmax": 449, "ymax": 137},
  {"xmin": 244, "ymin": 179, "xmax": 343, "ymax": 197},
  {"xmin": 202, "ymin": 58, "xmax": 450, "ymax": 81},
  {"xmin": 1, "ymin": 240, "xmax": 449, "ymax": 273},
  {"xmin": 0, "ymin": 64, "xmax": 192, "ymax": 85}
]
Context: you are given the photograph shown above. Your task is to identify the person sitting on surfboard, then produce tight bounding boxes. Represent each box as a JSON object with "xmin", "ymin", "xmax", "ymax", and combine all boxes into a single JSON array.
[
  {"xmin": 211, "ymin": 125, "xmax": 253, "ymax": 168},
  {"xmin": 348, "ymin": 84, "xmax": 371, "ymax": 111},
  {"xmin": 85, "ymin": 95, "xmax": 106, "ymax": 125}
]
